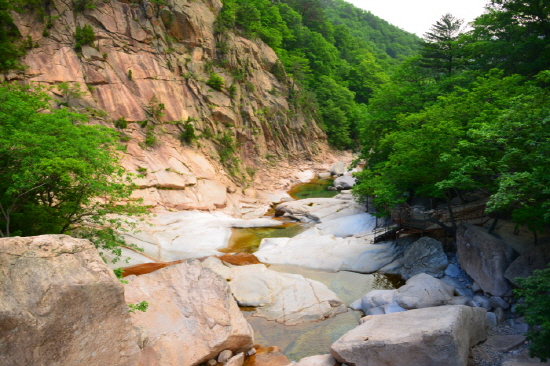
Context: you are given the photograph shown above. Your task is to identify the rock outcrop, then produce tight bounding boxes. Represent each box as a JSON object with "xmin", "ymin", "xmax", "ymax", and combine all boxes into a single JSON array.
[
  {"xmin": 275, "ymin": 198, "xmax": 365, "ymax": 223},
  {"xmin": 202, "ymin": 258, "xmax": 347, "ymax": 325},
  {"xmin": 124, "ymin": 259, "xmax": 254, "ymax": 366},
  {"xmin": 112, "ymin": 210, "xmax": 283, "ymax": 264},
  {"xmin": 10, "ymin": 0, "xmax": 329, "ymax": 215},
  {"xmin": 331, "ymin": 306, "xmax": 487, "ymax": 366},
  {"xmin": 456, "ymin": 224, "xmax": 514, "ymax": 296},
  {"xmin": 0, "ymin": 235, "xmax": 140, "ymax": 366},
  {"xmin": 400, "ymin": 237, "xmax": 449, "ymax": 279},
  {"xmin": 504, "ymin": 244, "xmax": 550, "ymax": 287},
  {"xmin": 295, "ymin": 213, "xmax": 376, "ymax": 238}
]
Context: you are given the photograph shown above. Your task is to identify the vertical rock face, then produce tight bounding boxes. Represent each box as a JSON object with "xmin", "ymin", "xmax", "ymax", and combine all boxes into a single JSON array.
[
  {"xmin": 124, "ymin": 260, "xmax": 254, "ymax": 366},
  {"xmin": 10, "ymin": 0, "xmax": 328, "ymax": 214},
  {"xmin": 330, "ymin": 306, "xmax": 487, "ymax": 366},
  {"xmin": 456, "ymin": 223, "xmax": 513, "ymax": 296},
  {"xmin": 0, "ymin": 235, "xmax": 140, "ymax": 366}
]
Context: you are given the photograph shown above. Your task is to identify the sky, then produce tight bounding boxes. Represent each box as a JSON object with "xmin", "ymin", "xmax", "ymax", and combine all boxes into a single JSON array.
[{"xmin": 343, "ymin": 0, "xmax": 489, "ymax": 37}]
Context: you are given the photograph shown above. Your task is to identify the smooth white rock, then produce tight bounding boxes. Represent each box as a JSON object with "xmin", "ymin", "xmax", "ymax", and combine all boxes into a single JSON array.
[
  {"xmin": 256, "ymin": 236, "xmax": 398, "ymax": 273},
  {"xmin": 296, "ymin": 213, "xmax": 376, "ymax": 238},
  {"xmin": 202, "ymin": 258, "xmax": 347, "ymax": 325},
  {"xmin": 276, "ymin": 198, "xmax": 365, "ymax": 223},
  {"xmin": 122, "ymin": 211, "xmax": 283, "ymax": 262}
]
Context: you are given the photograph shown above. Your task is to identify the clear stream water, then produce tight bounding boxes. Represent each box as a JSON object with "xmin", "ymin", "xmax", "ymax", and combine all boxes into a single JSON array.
[{"xmin": 224, "ymin": 178, "xmax": 402, "ymax": 360}]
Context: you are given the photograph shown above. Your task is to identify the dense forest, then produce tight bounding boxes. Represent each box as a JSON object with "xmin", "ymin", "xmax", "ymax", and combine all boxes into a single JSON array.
[{"xmin": 215, "ymin": 0, "xmax": 419, "ymax": 149}]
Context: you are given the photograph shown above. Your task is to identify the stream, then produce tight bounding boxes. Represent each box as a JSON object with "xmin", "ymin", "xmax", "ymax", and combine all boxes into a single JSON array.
[{"xmin": 224, "ymin": 178, "xmax": 403, "ymax": 361}]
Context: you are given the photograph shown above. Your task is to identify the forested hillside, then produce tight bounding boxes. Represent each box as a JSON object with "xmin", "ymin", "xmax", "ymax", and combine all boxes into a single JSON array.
[
  {"xmin": 216, "ymin": 0, "xmax": 419, "ymax": 149},
  {"xmin": 352, "ymin": 2, "xmax": 550, "ymax": 357},
  {"xmin": 354, "ymin": 2, "xmax": 550, "ymax": 244}
]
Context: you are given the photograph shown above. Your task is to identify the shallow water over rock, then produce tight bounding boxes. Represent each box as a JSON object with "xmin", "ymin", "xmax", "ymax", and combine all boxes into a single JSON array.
[
  {"xmin": 244, "ymin": 264, "xmax": 404, "ymax": 360},
  {"xmin": 245, "ymin": 310, "xmax": 362, "ymax": 362},
  {"xmin": 223, "ymin": 222, "xmax": 310, "ymax": 253}
]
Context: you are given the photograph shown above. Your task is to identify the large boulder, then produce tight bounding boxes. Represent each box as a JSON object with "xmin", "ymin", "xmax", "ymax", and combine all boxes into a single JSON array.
[
  {"xmin": 202, "ymin": 258, "xmax": 347, "ymax": 325},
  {"xmin": 275, "ymin": 198, "xmax": 365, "ymax": 223},
  {"xmin": 456, "ymin": 224, "xmax": 514, "ymax": 296},
  {"xmin": 401, "ymin": 237, "xmax": 449, "ymax": 279},
  {"xmin": 124, "ymin": 260, "xmax": 254, "ymax": 366},
  {"xmin": 0, "ymin": 235, "xmax": 140, "ymax": 366},
  {"xmin": 331, "ymin": 305, "xmax": 487, "ymax": 366},
  {"xmin": 504, "ymin": 244, "xmax": 550, "ymax": 287},
  {"xmin": 333, "ymin": 175, "xmax": 356, "ymax": 190},
  {"xmin": 394, "ymin": 273, "xmax": 455, "ymax": 309},
  {"xmin": 350, "ymin": 289, "xmax": 405, "ymax": 315},
  {"xmin": 330, "ymin": 161, "xmax": 346, "ymax": 176}
]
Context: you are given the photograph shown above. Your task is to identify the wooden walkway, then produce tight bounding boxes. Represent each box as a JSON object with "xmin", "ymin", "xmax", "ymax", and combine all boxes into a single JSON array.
[{"xmin": 372, "ymin": 200, "xmax": 490, "ymax": 243}]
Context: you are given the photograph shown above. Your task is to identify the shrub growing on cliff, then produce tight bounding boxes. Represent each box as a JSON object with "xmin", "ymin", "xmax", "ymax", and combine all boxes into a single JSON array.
[
  {"xmin": 206, "ymin": 72, "xmax": 224, "ymax": 91},
  {"xmin": 0, "ymin": 84, "xmax": 146, "ymax": 261},
  {"xmin": 178, "ymin": 117, "xmax": 197, "ymax": 145},
  {"xmin": 515, "ymin": 265, "xmax": 550, "ymax": 362},
  {"xmin": 74, "ymin": 24, "xmax": 95, "ymax": 51}
]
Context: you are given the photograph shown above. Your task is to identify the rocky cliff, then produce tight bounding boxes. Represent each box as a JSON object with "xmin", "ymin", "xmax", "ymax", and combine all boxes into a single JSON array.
[{"xmin": 7, "ymin": 0, "xmax": 331, "ymax": 216}]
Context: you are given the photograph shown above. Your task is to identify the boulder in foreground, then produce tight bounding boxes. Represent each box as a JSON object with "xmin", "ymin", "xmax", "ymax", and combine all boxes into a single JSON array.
[
  {"xmin": 124, "ymin": 260, "xmax": 254, "ymax": 366},
  {"xmin": 0, "ymin": 235, "xmax": 140, "ymax": 366},
  {"xmin": 331, "ymin": 305, "xmax": 487, "ymax": 366}
]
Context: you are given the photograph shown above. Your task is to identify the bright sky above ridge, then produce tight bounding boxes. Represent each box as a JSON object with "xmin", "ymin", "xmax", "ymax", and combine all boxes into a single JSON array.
[{"xmin": 344, "ymin": 0, "xmax": 489, "ymax": 37}]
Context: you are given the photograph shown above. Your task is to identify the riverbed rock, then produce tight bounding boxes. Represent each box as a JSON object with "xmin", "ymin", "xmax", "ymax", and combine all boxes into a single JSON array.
[
  {"xmin": 256, "ymin": 236, "xmax": 398, "ymax": 273},
  {"xmin": 293, "ymin": 354, "xmax": 337, "ymax": 366},
  {"xmin": 318, "ymin": 172, "xmax": 332, "ymax": 179},
  {"xmin": 275, "ymin": 198, "xmax": 365, "ymax": 223},
  {"xmin": 350, "ymin": 289, "xmax": 407, "ymax": 315},
  {"xmin": 330, "ymin": 306, "xmax": 487, "ymax": 366},
  {"xmin": 485, "ymin": 335, "xmax": 527, "ymax": 353},
  {"xmin": 124, "ymin": 259, "xmax": 254, "ymax": 366},
  {"xmin": 296, "ymin": 213, "xmax": 376, "ymax": 238},
  {"xmin": 333, "ymin": 175, "xmax": 356, "ymax": 190},
  {"xmin": 504, "ymin": 244, "xmax": 550, "ymax": 287},
  {"xmin": 119, "ymin": 210, "xmax": 283, "ymax": 264},
  {"xmin": 0, "ymin": 235, "xmax": 140, "ymax": 366},
  {"xmin": 202, "ymin": 258, "xmax": 347, "ymax": 325},
  {"xmin": 394, "ymin": 273, "xmax": 455, "ymax": 309},
  {"xmin": 330, "ymin": 161, "xmax": 346, "ymax": 176},
  {"xmin": 456, "ymin": 223, "xmax": 514, "ymax": 296},
  {"xmin": 400, "ymin": 237, "xmax": 449, "ymax": 279}
]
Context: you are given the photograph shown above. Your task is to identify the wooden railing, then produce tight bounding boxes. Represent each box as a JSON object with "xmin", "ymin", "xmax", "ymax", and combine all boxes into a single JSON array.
[{"xmin": 371, "ymin": 199, "xmax": 489, "ymax": 243}]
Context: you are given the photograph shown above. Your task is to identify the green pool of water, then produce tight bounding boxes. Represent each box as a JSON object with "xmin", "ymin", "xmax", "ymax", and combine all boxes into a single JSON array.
[
  {"xmin": 288, "ymin": 178, "xmax": 338, "ymax": 199},
  {"xmin": 222, "ymin": 222, "xmax": 310, "ymax": 253}
]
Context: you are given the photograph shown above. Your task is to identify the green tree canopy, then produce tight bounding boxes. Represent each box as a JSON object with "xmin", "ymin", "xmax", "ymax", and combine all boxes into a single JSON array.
[{"xmin": 0, "ymin": 84, "xmax": 145, "ymax": 260}]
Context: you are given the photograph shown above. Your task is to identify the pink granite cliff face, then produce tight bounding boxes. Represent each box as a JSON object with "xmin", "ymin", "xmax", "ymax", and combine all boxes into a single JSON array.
[{"xmin": 9, "ymin": 0, "xmax": 330, "ymax": 215}]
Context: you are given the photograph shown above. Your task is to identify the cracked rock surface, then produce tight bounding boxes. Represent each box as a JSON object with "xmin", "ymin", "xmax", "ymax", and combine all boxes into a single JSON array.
[
  {"xmin": 202, "ymin": 257, "xmax": 347, "ymax": 325},
  {"xmin": 331, "ymin": 305, "xmax": 487, "ymax": 366},
  {"xmin": 124, "ymin": 259, "xmax": 254, "ymax": 366},
  {"xmin": 0, "ymin": 235, "xmax": 140, "ymax": 366}
]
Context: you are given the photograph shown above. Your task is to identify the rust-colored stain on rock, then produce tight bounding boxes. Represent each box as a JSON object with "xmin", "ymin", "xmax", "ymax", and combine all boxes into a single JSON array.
[
  {"xmin": 244, "ymin": 346, "xmax": 292, "ymax": 366},
  {"xmin": 122, "ymin": 260, "xmax": 184, "ymax": 277},
  {"xmin": 218, "ymin": 253, "xmax": 262, "ymax": 266}
]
